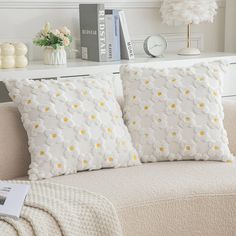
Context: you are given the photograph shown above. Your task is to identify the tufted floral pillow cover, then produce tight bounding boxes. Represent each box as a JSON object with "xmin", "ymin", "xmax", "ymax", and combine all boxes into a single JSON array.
[
  {"xmin": 120, "ymin": 61, "xmax": 234, "ymax": 162},
  {"xmin": 5, "ymin": 76, "xmax": 140, "ymax": 180}
]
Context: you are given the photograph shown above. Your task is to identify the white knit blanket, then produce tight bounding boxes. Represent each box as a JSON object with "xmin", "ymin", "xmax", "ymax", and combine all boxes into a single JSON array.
[{"xmin": 0, "ymin": 181, "xmax": 122, "ymax": 236}]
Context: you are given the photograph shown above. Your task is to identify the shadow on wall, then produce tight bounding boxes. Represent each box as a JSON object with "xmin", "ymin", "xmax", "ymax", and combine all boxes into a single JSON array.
[{"xmin": 0, "ymin": 82, "xmax": 11, "ymax": 103}]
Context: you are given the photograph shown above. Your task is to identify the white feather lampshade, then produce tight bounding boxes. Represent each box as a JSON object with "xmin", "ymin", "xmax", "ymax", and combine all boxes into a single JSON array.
[{"xmin": 160, "ymin": 0, "xmax": 218, "ymax": 55}]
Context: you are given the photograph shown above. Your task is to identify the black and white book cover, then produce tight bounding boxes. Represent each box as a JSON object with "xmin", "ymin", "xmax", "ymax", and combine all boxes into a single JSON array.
[
  {"xmin": 119, "ymin": 10, "xmax": 135, "ymax": 60},
  {"xmin": 79, "ymin": 4, "xmax": 107, "ymax": 62},
  {"xmin": 0, "ymin": 182, "xmax": 30, "ymax": 219}
]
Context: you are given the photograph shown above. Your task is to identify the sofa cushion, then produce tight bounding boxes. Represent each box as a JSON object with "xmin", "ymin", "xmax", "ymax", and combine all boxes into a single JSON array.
[
  {"xmin": 121, "ymin": 62, "xmax": 233, "ymax": 162},
  {"xmin": 18, "ymin": 161, "xmax": 236, "ymax": 236},
  {"xmin": 4, "ymin": 77, "xmax": 140, "ymax": 180}
]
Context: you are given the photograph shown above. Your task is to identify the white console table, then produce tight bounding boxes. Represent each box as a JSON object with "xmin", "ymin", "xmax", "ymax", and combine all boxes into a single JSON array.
[{"xmin": 1, "ymin": 52, "xmax": 236, "ymax": 98}]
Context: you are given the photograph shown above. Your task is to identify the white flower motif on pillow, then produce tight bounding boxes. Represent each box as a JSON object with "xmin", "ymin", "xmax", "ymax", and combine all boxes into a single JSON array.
[
  {"xmin": 9, "ymin": 88, "xmax": 21, "ymax": 103},
  {"xmin": 208, "ymin": 142, "xmax": 225, "ymax": 160},
  {"xmin": 128, "ymin": 152, "xmax": 140, "ymax": 166},
  {"xmin": 64, "ymin": 142, "xmax": 80, "ymax": 158},
  {"xmin": 57, "ymin": 113, "xmax": 75, "ymax": 128},
  {"xmin": 128, "ymin": 117, "xmax": 142, "ymax": 131},
  {"xmin": 179, "ymin": 112, "xmax": 196, "ymax": 128},
  {"xmin": 208, "ymin": 114, "xmax": 221, "ymax": 128},
  {"xmin": 22, "ymin": 96, "xmax": 38, "ymax": 112},
  {"xmin": 140, "ymin": 77, "xmax": 154, "ymax": 90},
  {"xmin": 32, "ymin": 82, "xmax": 50, "ymax": 94},
  {"xmin": 139, "ymin": 101, "xmax": 154, "ymax": 114},
  {"xmin": 169, "ymin": 153, "xmax": 183, "ymax": 161},
  {"xmin": 38, "ymin": 103, "xmax": 57, "ymax": 117},
  {"xmin": 101, "ymin": 125, "xmax": 115, "ymax": 139},
  {"xmin": 51, "ymin": 158, "xmax": 67, "ymax": 176},
  {"xmin": 167, "ymin": 127, "xmax": 182, "ymax": 142},
  {"xmin": 75, "ymin": 126, "xmax": 91, "ymax": 141},
  {"xmin": 91, "ymin": 139, "xmax": 105, "ymax": 155},
  {"xmin": 51, "ymin": 89, "xmax": 67, "ymax": 102},
  {"xmin": 29, "ymin": 145, "xmax": 52, "ymax": 163},
  {"xmin": 29, "ymin": 119, "xmax": 46, "ymax": 136},
  {"xmin": 152, "ymin": 113, "xmax": 168, "ymax": 129},
  {"xmin": 193, "ymin": 75, "xmax": 209, "ymax": 88},
  {"xmin": 166, "ymin": 100, "xmax": 181, "ymax": 114},
  {"xmin": 116, "ymin": 138, "xmax": 130, "ymax": 152},
  {"xmin": 166, "ymin": 76, "xmax": 182, "ymax": 88},
  {"xmin": 128, "ymin": 94, "xmax": 140, "ymax": 105},
  {"xmin": 103, "ymin": 153, "xmax": 119, "ymax": 168},
  {"xmin": 85, "ymin": 112, "xmax": 102, "ymax": 125},
  {"xmin": 76, "ymin": 154, "xmax": 93, "ymax": 170},
  {"xmin": 208, "ymin": 88, "xmax": 221, "ymax": 102},
  {"xmin": 46, "ymin": 129, "xmax": 63, "ymax": 145},
  {"xmin": 181, "ymin": 141, "xmax": 196, "ymax": 157},
  {"xmin": 194, "ymin": 99, "xmax": 209, "ymax": 113},
  {"xmin": 155, "ymin": 142, "xmax": 169, "ymax": 159},
  {"xmin": 67, "ymin": 100, "xmax": 83, "ymax": 113},
  {"xmin": 194, "ymin": 127, "xmax": 210, "ymax": 142},
  {"xmin": 95, "ymin": 100, "xmax": 108, "ymax": 111},
  {"xmin": 152, "ymin": 87, "xmax": 167, "ymax": 101},
  {"xmin": 179, "ymin": 86, "xmax": 195, "ymax": 101}
]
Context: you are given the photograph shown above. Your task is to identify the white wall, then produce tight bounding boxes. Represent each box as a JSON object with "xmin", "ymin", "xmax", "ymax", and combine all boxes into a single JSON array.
[
  {"xmin": 225, "ymin": 0, "xmax": 236, "ymax": 52},
  {"xmin": 0, "ymin": 0, "xmax": 227, "ymax": 60}
]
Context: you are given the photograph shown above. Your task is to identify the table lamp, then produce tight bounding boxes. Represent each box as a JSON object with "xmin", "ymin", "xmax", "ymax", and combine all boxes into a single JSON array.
[{"xmin": 160, "ymin": 0, "xmax": 218, "ymax": 56}]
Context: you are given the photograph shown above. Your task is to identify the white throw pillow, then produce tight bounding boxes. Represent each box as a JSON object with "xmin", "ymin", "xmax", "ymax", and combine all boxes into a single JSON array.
[
  {"xmin": 120, "ymin": 62, "xmax": 233, "ymax": 162},
  {"xmin": 5, "ymin": 75, "xmax": 140, "ymax": 180}
]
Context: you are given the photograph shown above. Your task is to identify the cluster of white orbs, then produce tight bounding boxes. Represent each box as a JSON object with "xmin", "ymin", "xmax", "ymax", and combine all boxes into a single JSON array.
[{"xmin": 0, "ymin": 43, "xmax": 28, "ymax": 69}]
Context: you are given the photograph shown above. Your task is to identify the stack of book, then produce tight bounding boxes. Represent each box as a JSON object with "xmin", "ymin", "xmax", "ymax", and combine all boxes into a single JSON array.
[{"xmin": 79, "ymin": 4, "xmax": 135, "ymax": 62}]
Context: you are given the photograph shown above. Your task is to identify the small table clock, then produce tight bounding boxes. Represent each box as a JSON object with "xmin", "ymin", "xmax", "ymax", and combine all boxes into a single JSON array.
[{"xmin": 143, "ymin": 35, "xmax": 167, "ymax": 57}]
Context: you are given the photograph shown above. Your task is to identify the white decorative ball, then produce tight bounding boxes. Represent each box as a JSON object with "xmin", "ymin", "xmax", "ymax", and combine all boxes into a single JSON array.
[
  {"xmin": 2, "ymin": 56, "xmax": 15, "ymax": 69},
  {"xmin": 15, "ymin": 56, "xmax": 28, "ymax": 68},
  {"xmin": 1, "ymin": 43, "xmax": 15, "ymax": 56},
  {"xmin": 14, "ymin": 43, "xmax": 28, "ymax": 56}
]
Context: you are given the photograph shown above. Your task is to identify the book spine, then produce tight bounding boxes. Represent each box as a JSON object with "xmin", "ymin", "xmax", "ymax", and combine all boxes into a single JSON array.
[
  {"xmin": 97, "ymin": 4, "xmax": 107, "ymax": 62},
  {"xmin": 105, "ymin": 10, "xmax": 121, "ymax": 61},
  {"xmin": 119, "ymin": 10, "xmax": 135, "ymax": 60},
  {"xmin": 105, "ymin": 11, "xmax": 113, "ymax": 61}
]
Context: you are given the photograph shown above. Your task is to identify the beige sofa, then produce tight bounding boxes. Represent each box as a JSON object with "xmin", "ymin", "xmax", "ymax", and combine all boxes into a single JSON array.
[{"xmin": 1, "ymin": 100, "xmax": 236, "ymax": 236}]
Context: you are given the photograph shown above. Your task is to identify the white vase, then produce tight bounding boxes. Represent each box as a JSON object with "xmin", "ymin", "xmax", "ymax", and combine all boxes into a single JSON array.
[{"xmin": 43, "ymin": 47, "xmax": 67, "ymax": 65}]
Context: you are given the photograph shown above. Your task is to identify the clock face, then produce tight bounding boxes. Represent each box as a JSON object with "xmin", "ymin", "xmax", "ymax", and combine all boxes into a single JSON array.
[{"xmin": 144, "ymin": 35, "xmax": 167, "ymax": 57}]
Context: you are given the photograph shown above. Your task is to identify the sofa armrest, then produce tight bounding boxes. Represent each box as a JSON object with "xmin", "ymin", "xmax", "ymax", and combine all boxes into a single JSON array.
[
  {"xmin": 223, "ymin": 99, "xmax": 236, "ymax": 156},
  {"xmin": 0, "ymin": 103, "xmax": 30, "ymax": 180}
]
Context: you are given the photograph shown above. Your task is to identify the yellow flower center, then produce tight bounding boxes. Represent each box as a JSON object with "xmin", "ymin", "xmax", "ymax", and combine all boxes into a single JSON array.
[
  {"xmin": 51, "ymin": 133, "xmax": 57, "ymax": 139},
  {"xmin": 132, "ymin": 121, "xmax": 136, "ymax": 125},
  {"xmin": 27, "ymin": 99, "xmax": 32, "ymax": 104},
  {"xmin": 185, "ymin": 145, "xmax": 191, "ymax": 151},
  {"xmin": 133, "ymin": 155, "xmax": 137, "ymax": 161},
  {"xmin": 160, "ymin": 147, "xmax": 165, "ymax": 152},
  {"xmin": 213, "ymin": 91, "xmax": 218, "ymax": 97},
  {"xmin": 40, "ymin": 151, "xmax": 45, "ymax": 156},
  {"xmin": 172, "ymin": 132, "xmax": 177, "ymax": 136},
  {"xmin": 145, "ymin": 80, "xmax": 149, "ymax": 85},
  {"xmin": 108, "ymin": 157, "xmax": 113, "ymax": 162},
  {"xmin": 56, "ymin": 92, "xmax": 61, "ymax": 97},
  {"xmin": 107, "ymin": 128, "xmax": 112, "ymax": 133},
  {"xmin": 90, "ymin": 115, "xmax": 96, "ymax": 120},
  {"xmin": 83, "ymin": 160, "xmax": 88, "ymax": 165},
  {"xmin": 34, "ymin": 124, "xmax": 39, "ymax": 129},
  {"xmin": 144, "ymin": 105, "xmax": 149, "ymax": 110},
  {"xmin": 185, "ymin": 90, "xmax": 190, "ymax": 95},
  {"xmin": 57, "ymin": 163, "xmax": 62, "ymax": 169},
  {"xmin": 73, "ymin": 104, "xmax": 79, "ymax": 109},
  {"xmin": 172, "ymin": 79, "xmax": 176, "ymax": 83},
  {"xmin": 80, "ymin": 129, "xmax": 86, "ymax": 135},
  {"xmin": 63, "ymin": 117, "xmax": 69, "ymax": 122},
  {"xmin": 157, "ymin": 92, "xmax": 162, "ymax": 96},
  {"xmin": 214, "ymin": 117, "xmax": 219, "ymax": 123},
  {"xmin": 199, "ymin": 102, "xmax": 205, "ymax": 108},
  {"xmin": 69, "ymin": 146, "xmax": 75, "ymax": 151},
  {"xmin": 185, "ymin": 117, "xmax": 191, "ymax": 122},
  {"xmin": 83, "ymin": 90, "xmax": 88, "ymax": 96},
  {"xmin": 170, "ymin": 104, "xmax": 176, "ymax": 109},
  {"xmin": 214, "ymin": 146, "xmax": 220, "ymax": 151},
  {"xmin": 199, "ymin": 131, "xmax": 205, "ymax": 136},
  {"xmin": 45, "ymin": 107, "xmax": 50, "ymax": 112},
  {"xmin": 132, "ymin": 96, "xmax": 136, "ymax": 100},
  {"xmin": 96, "ymin": 143, "xmax": 101, "ymax": 148},
  {"xmin": 99, "ymin": 101, "xmax": 105, "ymax": 107}
]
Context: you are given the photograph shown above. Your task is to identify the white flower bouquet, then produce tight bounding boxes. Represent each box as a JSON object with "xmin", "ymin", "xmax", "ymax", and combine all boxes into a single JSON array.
[{"xmin": 33, "ymin": 23, "xmax": 72, "ymax": 49}]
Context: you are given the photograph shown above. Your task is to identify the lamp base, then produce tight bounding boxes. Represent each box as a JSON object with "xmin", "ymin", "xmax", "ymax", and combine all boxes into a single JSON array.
[{"xmin": 178, "ymin": 48, "xmax": 201, "ymax": 56}]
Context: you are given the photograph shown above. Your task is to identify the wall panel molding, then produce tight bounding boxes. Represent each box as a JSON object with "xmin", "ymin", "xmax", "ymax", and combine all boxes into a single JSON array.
[{"xmin": 0, "ymin": 0, "xmax": 226, "ymax": 9}]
